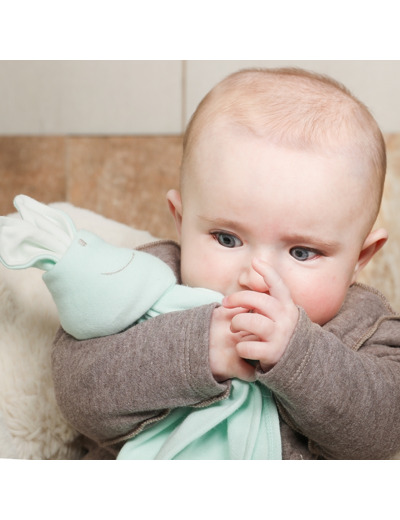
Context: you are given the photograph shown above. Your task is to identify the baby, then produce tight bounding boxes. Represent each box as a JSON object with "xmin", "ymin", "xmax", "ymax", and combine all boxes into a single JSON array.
[
  {"xmin": 26, "ymin": 68, "xmax": 400, "ymax": 458},
  {"xmin": 167, "ymin": 67, "xmax": 388, "ymax": 379}
]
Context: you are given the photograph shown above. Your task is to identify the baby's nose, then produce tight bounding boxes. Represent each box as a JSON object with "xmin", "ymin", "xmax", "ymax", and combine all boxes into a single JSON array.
[{"xmin": 238, "ymin": 263, "xmax": 269, "ymax": 293}]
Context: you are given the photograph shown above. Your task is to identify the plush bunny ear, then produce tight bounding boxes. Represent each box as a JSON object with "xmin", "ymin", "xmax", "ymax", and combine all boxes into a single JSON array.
[{"xmin": 0, "ymin": 195, "xmax": 77, "ymax": 271}]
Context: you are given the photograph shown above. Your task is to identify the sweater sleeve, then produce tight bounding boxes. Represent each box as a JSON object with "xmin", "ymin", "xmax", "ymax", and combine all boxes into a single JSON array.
[
  {"xmin": 258, "ymin": 301, "xmax": 400, "ymax": 460},
  {"xmin": 51, "ymin": 240, "xmax": 228, "ymax": 451},
  {"xmin": 52, "ymin": 303, "xmax": 229, "ymax": 449}
]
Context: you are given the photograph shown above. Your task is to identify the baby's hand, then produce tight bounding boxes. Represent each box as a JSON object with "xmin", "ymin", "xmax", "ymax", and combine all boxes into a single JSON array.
[
  {"xmin": 223, "ymin": 258, "xmax": 299, "ymax": 372},
  {"xmin": 209, "ymin": 305, "xmax": 257, "ymax": 383}
]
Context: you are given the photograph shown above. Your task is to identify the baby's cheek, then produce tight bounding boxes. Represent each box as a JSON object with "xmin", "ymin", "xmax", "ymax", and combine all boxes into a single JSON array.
[
  {"xmin": 181, "ymin": 259, "xmax": 220, "ymax": 292},
  {"xmin": 295, "ymin": 286, "xmax": 347, "ymax": 326}
]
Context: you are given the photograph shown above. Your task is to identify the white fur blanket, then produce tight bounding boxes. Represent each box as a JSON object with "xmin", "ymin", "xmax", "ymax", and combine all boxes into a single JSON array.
[{"xmin": 0, "ymin": 203, "xmax": 154, "ymax": 459}]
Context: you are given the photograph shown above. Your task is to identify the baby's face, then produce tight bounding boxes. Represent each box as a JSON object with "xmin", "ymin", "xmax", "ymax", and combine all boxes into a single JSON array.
[{"xmin": 169, "ymin": 126, "xmax": 383, "ymax": 325}]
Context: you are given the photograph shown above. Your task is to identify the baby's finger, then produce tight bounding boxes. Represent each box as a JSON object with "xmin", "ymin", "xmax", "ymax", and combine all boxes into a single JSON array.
[
  {"xmin": 231, "ymin": 311, "xmax": 273, "ymax": 340},
  {"xmin": 251, "ymin": 258, "xmax": 293, "ymax": 304},
  {"xmin": 236, "ymin": 359, "xmax": 257, "ymax": 382},
  {"xmin": 236, "ymin": 340, "xmax": 282, "ymax": 368},
  {"xmin": 223, "ymin": 290, "xmax": 281, "ymax": 322}
]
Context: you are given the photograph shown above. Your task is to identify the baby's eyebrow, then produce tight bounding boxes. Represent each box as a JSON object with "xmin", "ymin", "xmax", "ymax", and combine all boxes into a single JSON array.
[
  {"xmin": 198, "ymin": 215, "xmax": 247, "ymax": 232},
  {"xmin": 284, "ymin": 233, "xmax": 341, "ymax": 250}
]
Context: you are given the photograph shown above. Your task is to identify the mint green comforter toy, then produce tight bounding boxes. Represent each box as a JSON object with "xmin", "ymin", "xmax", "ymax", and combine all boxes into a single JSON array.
[{"xmin": 0, "ymin": 195, "xmax": 281, "ymax": 460}]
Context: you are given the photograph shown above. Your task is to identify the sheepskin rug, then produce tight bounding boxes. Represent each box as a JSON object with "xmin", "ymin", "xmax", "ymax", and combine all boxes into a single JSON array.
[{"xmin": 0, "ymin": 203, "xmax": 154, "ymax": 459}]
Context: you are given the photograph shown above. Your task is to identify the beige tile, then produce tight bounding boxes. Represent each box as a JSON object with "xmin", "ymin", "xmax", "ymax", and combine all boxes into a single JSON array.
[
  {"xmin": 0, "ymin": 137, "xmax": 66, "ymax": 215},
  {"xmin": 67, "ymin": 136, "xmax": 183, "ymax": 239},
  {"xmin": 0, "ymin": 61, "xmax": 182, "ymax": 134}
]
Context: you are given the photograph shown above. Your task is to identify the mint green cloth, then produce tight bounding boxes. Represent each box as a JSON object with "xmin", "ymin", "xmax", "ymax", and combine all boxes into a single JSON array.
[{"xmin": 118, "ymin": 380, "xmax": 281, "ymax": 460}]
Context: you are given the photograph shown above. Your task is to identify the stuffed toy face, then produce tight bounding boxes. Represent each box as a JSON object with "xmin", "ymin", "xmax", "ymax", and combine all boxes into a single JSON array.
[
  {"xmin": 0, "ymin": 195, "xmax": 177, "ymax": 339},
  {"xmin": 43, "ymin": 229, "xmax": 177, "ymax": 339}
]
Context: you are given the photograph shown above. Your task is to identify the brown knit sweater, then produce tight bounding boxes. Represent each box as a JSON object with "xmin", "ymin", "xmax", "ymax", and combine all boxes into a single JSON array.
[{"xmin": 52, "ymin": 240, "xmax": 400, "ymax": 459}]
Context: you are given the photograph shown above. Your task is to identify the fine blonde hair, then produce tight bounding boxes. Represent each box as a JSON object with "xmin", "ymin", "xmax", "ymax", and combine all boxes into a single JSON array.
[{"xmin": 182, "ymin": 67, "xmax": 386, "ymax": 222}]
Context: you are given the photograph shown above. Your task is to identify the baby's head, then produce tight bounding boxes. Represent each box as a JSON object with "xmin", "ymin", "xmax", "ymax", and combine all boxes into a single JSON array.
[{"xmin": 167, "ymin": 68, "xmax": 388, "ymax": 324}]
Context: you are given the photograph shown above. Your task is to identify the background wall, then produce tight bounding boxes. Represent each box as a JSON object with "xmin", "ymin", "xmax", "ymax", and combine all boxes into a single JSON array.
[{"xmin": 0, "ymin": 60, "xmax": 399, "ymax": 135}]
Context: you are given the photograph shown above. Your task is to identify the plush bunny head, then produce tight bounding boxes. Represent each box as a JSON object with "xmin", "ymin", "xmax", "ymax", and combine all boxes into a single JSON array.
[
  {"xmin": 0, "ymin": 195, "xmax": 176, "ymax": 339},
  {"xmin": 43, "ymin": 228, "xmax": 176, "ymax": 339}
]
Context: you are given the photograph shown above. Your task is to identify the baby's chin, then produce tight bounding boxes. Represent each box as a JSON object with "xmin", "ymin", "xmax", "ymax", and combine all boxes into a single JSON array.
[{"xmin": 305, "ymin": 305, "xmax": 344, "ymax": 326}]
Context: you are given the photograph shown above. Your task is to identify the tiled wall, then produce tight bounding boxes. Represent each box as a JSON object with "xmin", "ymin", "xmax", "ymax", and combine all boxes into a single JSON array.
[
  {"xmin": 0, "ymin": 61, "xmax": 183, "ymax": 135},
  {"xmin": 1, "ymin": 61, "xmax": 400, "ymax": 134},
  {"xmin": 0, "ymin": 136, "xmax": 183, "ymax": 240}
]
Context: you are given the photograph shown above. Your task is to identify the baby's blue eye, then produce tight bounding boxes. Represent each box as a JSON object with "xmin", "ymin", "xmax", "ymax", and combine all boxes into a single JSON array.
[
  {"xmin": 290, "ymin": 247, "xmax": 318, "ymax": 261},
  {"xmin": 212, "ymin": 232, "xmax": 243, "ymax": 248}
]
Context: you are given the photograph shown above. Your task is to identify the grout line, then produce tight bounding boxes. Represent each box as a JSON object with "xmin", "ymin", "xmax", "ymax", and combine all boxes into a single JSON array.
[
  {"xmin": 64, "ymin": 136, "xmax": 69, "ymax": 203},
  {"xmin": 181, "ymin": 60, "xmax": 187, "ymax": 133}
]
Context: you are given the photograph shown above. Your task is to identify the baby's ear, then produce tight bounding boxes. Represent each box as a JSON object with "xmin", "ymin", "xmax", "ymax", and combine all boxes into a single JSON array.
[
  {"xmin": 352, "ymin": 228, "xmax": 388, "ymax": 282},
  {"xmin": 166, "ymin": 189, "xmax": 183, "ymax": 237}
]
